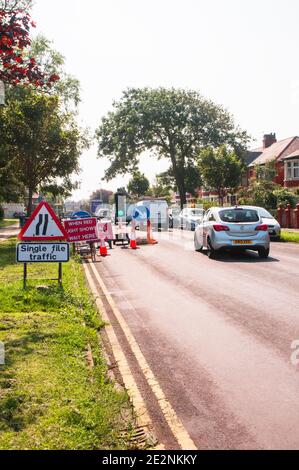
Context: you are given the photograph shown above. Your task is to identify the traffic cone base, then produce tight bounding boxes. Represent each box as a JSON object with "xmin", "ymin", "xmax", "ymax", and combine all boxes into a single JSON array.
[
  {"xmin": 100, "ymin": 245, "xmax": 108, "ymax": 256},
  {"xmin": 130, "ymin": 239, "xmax": 138, "ymax": 250}
]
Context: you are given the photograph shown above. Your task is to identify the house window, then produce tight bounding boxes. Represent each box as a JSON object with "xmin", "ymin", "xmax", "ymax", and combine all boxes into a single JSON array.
[{"xmin": 286, "ymin": 160, "xmax": 299, "ymax": 180}]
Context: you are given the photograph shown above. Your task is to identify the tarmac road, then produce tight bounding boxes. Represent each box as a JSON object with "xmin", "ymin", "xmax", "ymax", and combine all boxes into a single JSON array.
[{"xmin": 89, "ymin": 229, "xmax": 299, "ymax": 450}]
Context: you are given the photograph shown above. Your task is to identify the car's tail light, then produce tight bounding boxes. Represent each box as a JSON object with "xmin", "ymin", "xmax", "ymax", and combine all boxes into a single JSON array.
[
  {"xmin": 213, "ymin": 224, "xmax": 230, "ymax": 232},
  {"xmin": 255, "ymin": 224, "xmax": 268, "ymax": 231}
]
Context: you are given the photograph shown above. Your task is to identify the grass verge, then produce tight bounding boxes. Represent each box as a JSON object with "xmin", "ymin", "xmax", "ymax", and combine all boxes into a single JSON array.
[
  {"xmin": 0, "ymin": 239, "xmax": 134, "ymax": 450},
  {"xmin": 280, "ymin": 230, "xmax": 299, "ymax": 244},
  {"xmin": 0, "ymin": 220, "xmax": 17, "ymax": 229}
]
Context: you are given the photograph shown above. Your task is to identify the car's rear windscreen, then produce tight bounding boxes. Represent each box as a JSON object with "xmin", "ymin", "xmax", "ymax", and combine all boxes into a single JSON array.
[{"xmin": 219, "ymin": 209, "xmax": 259, "ymax": 223}]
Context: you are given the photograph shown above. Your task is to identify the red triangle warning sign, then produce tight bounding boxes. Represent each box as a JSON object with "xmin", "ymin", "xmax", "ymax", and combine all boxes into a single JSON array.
[{"xmin": 18, "ymin": 202, "xmax": 67, "ymax": 241}]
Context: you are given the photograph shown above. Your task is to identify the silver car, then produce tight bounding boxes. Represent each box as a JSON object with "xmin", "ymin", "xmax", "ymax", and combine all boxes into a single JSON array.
[
  {"xmin": 180, "ymin": 208, "xmax": 204, "ymax": 231},
  {"xmin": 241, "ymin": 206, "xmax": 281, "ymax": 239},
  {"xmin": 194, "ymin": 206, "xmax": 270, "ymax": 259}
]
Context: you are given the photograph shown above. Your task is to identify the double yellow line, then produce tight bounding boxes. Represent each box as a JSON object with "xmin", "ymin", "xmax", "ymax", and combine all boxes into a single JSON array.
[{"xmin": 84, "ymin": 261, "xmax": 197, "ymax": 451}]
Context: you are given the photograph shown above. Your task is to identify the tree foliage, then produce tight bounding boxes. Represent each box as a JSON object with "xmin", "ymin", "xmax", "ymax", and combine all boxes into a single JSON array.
[
  {"xmin": 96, "ymin": 87, "xmax": 249, "ymax": 208},
  {"xmin": 198, "ymin": 145, "xmax": 243, "ymax": 204},
  {"xmin": 89, "ymin": 189, "xmax": 114, "ymax": 204},
  {"xmin": 127, "ymin": 171, "xmax": 150, "ymax": 198},
  {"xmin": 0, "ymin": 88, "xmax": 88, "ymax": 214},
  {"xmin": 29, "ymin": 35, "xmax": 80, "ymax": 107},
  {"xmin": 0, "ymin": 0, "xmax": 60, "ymax": 87},
  {"xmin": 238, "ymin": 181, "xmax": 298, "ymax": 209}
]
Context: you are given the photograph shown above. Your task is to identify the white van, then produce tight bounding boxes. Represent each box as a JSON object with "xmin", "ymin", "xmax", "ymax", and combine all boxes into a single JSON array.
[{"xmin": 136, "ymin": 199, "xmax": 169, "ymax": 232}]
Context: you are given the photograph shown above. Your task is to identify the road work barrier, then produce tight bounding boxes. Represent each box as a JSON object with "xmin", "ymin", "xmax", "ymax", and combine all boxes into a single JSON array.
[{"xmin": 132, "ymin": 206, "xmax": 158, "ymax": 246}]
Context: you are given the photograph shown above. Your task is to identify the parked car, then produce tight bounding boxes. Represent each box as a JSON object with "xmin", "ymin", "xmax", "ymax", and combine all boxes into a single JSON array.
[
  {"xmin": 194, "ymin": 206, "xmax": 270, "ymax": 259},
  {"xmin": 241, "ymin": 206, "xmax": 281, "ymax": 239},
  {"xmin": 169, "ymin": 207, "xmax": 181, "ymax": 229},
  {"xmin": 180, "ymin": 208, "xmax": 204, "ymax": 231}
]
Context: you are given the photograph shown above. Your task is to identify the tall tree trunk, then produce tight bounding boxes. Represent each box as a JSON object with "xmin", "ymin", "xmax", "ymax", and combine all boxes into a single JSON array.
[
  {"xmin": 177, "ymin": 178, "xmax": 187, "ymax": 209},
  {"xmin": 218, "ymin": 188, "xmax": 224, "ymax": 207},
  {"xmin": 27, "ymin": 186, "xmax": 33, "ymax": 216},
  {"xmin": 170, "ymin": 151, "xmax": 187, "ymax": 209}
]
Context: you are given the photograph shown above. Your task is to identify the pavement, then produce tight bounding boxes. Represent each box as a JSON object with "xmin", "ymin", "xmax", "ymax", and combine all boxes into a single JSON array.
[
  {"xmin": 0, "ymin": 224, "xmax": 19, "ymax": 243},
  {"xmin": 282, "ymin": 228, "xmax": 299, "ymax": 233},
  {"xmin": 85, "ymin": 229, "xmax": 299, "ymax": 450}
]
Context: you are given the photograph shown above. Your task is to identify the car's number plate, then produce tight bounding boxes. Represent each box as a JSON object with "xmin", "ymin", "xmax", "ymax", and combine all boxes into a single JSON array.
[{"xmin": 232, "ymin": 240, "xmax": 253, "ymax": 245}]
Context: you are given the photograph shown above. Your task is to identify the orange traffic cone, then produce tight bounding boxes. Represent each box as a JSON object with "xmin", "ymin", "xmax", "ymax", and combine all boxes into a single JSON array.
[
  {"xmin": 147, "ymin": 220, "xmax": 158, "ymax": 245},
  {"xmin": 99, "ymin": 237, "xmax": 108, "ymax": 257},
  {"xmin": 130, "ymin": 220, "xmax": 138, "ymax": 250}
]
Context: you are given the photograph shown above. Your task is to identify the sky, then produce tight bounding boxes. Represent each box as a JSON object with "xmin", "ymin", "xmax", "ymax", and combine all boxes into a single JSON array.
[{"xmin": 32, "ymin": 0, "xmax": 299, "ymax": 201}]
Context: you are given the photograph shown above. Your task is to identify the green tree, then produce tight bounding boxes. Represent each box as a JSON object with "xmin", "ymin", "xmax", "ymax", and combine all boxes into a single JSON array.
[
  {"xmin": 238, "ymin": 181, "xmax": 278, "ymax": 210},
  {"xmin": 95, "ymin": 88, "xmax": 249, "ymax": 209},
  {"xmin": 0, "ymin": 88, "xmax": 88, "ymax": 215},
  {"xmin": 156, "ymin": 163, "xmax": 202, "ymax": 198},
  {"xmin": 198, "ymin": 145, "xmax": 243, "ymax": 205},
  {"xmin": 255, "ymin": 161, "xmax": 277, "ymax": 182},
  {"xmin": 89, "ymin": 189, "xmax": 114, "ymax": 205},
  {"xmin": 29, "ymin": 35, "xmax": 80, "ymax": 108},
  {"xmin": 40, "ymin": 178, "xmax": 80, "ymax": 202},
  {"xmin": 127, "ymin": 171, "xmax": 150, "ymax": 198},
  {"xmin": 0, "ymin": 34, "xmax": 83, "ymax": 208}
]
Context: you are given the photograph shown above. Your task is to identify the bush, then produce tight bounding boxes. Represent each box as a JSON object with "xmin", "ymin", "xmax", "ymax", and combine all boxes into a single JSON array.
[
  {"xmin": 273, "ymin": 188, "xmax": 298, "ymax": 208},
  {"xmin": 237, "ymin": 181, "xmax": 298, "ymax": 210},
  {"xmin": 196, "ymin": 198, "xmax": 220, "ymax": 211},
  {"xmin": 0, "ymin": 206, "xmax": 4, "ymax": 220}
]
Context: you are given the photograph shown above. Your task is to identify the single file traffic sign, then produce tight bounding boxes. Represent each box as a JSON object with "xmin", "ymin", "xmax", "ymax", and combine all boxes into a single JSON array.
[
  {"xmin": 18, "ymin": 202, "xmax": 67, "ymax": 241},
  {"xmin": 17, "ymin": 243, "xmax": 70, "ymax": 263}
]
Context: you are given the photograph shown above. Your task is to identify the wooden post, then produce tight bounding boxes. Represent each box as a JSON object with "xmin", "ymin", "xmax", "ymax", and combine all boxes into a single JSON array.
[
  {"xmin": 58, "ymin": 263, "xmax": 62, "ymax": 286},
  {"xmin": 23, "ymin": 263, "xmax": 27, "ymax": 290}
]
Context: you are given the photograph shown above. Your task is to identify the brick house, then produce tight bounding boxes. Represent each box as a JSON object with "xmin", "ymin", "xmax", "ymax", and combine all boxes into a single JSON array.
[{"xmin": 247, "ymin": 133, "xmax": 299, "ymax": 189}]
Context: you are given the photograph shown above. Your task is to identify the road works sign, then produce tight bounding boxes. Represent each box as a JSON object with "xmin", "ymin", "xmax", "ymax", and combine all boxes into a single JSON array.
[
  {"xmin": 64, "ymin": 217, "xmax": 99, "ymax": 243},
  {"xmin": 17, "ymin": 243, "xmax": 70, "ymax": 263},
  {"xmin": 98, "ymin": 221, "xmax": 114, "ymax": 241},
  {"xmin": 18, "ymin": 202, "xmax": 67, "ymax": 241}
]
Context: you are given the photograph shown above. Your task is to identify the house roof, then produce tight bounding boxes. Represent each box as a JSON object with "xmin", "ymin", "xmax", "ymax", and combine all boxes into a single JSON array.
[
  {"xmin": 248, "ymin": 137, "xmax": 296, "ymax": 167},
  {"xmin": 246, "ymin": 148, "xmax": 263, "ymax": 165},
  {"xmin": 282, "ymin": 149, "xmax": 299, "ymax": 160}
]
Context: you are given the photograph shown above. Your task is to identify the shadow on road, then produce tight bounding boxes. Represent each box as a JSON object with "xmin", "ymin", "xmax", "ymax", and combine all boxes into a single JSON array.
[{"xmin": 210, "ymin": 251, "xmax": 280, "ymax": 263}]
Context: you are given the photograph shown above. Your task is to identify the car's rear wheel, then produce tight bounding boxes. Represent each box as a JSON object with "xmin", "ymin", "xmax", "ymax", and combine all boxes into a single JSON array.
[
  {"xmin": 194, "ymin": 233, "xmax": 203, "ymax": 252},
  {"xmin": 258, "ymin": 247, "xmax": 270, "ymax": 259},
  {"xmin": 207, "ymin": 238, "xmax": 218, "ymax": 259}
]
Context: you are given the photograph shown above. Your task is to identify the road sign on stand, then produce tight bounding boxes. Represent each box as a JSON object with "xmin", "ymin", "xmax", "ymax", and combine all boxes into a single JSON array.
[
  {"xmin": 18, "ymin": 202, "xmax": 67, "ymax": 241},
  {"xmin": 64, "ymin": 217, "xmax": 99, "ymax": 243},
  {"xmin": 17, "ymin": 243, "xmax": 70, "ymax": 263}
]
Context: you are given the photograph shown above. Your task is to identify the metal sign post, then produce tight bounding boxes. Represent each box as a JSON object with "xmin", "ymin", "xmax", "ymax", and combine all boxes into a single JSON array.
[
  {"xmin": 17, "ymin": 242, "xmax": 70, "ymax": 289},
  {"xmin": 58, "ymin": 263, "xmax": 62, "ymax": 286},
  {"xmin": 23, "ymin": 263, "xmax": 27, "ymax": 290}
]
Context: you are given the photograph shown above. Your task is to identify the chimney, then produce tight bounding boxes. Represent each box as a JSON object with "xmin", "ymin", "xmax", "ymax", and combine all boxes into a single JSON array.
[{"xmin": 263, "ymin": 133, "xmax": 277, "ymax": 149}]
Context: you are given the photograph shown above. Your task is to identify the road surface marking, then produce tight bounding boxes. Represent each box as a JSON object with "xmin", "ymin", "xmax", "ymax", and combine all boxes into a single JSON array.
[
  {"xmin": 83, "ymin": 263, "xmax": 163, "ymax": 449},
  {"xmin": 88, "ymin": 261, "xmax": 197, "ymax": 450}
]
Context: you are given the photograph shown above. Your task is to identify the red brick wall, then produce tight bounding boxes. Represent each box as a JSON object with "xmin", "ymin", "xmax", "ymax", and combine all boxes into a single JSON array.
[{"xmin": 285, "ymin": 180, "xmax": 299, "ymax": 189}]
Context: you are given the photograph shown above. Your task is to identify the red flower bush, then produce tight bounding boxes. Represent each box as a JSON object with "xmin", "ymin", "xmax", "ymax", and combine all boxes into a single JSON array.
[{"xmin": 0, "ymin": 7, "xmax": 60, "ymax": 87}]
